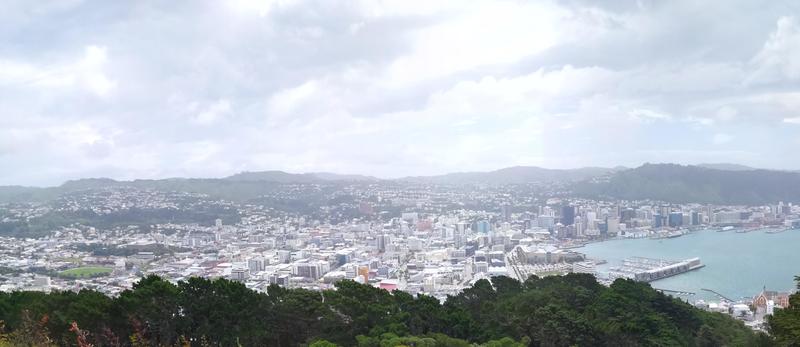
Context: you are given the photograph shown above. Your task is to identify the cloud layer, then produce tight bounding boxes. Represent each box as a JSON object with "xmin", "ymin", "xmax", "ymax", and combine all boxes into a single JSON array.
[{"xmin": 1, "ymin": 0, "xmax": 799, "ymax": 186}]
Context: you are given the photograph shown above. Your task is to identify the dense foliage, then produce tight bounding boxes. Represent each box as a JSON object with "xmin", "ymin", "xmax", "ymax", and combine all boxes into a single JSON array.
[{"xmin": 0, "ymin": 273, "xmax": 774, "ymax": 346}]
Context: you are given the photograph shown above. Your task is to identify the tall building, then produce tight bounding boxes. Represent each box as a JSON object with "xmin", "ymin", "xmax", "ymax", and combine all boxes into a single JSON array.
[
  {"xmin": 247, "ymin": 258, "xmax": 265, "ymax": 273},
  {"xmin": 230, "ymin": 268, "xmax": 248, "ymax": 282},
  {"xmin": 574, "ymin": 218, "xmax": 584, "ymax": 237},
  {"xmin": 474, "ymin": 220, "xmax": 491, "ymax": 233},
  {"xmin": 537, "ymin": 215, "xmax": 555, "ymax": 229},
  {"xmin": 586, "ymin": 211, "xmax": 597, "ymax": 230},
  {"xmin": 620, "ymin": 209, "xmax": 636, "ymax": 223},
  {"xmin": 607, "ymin": 218, "xmax": 619, "ymax": 235},
  {"xmin": 377, "ymin": 234, "xmax": 391, "ymax": 252},
  {"xmin": 691, "ymin": 211, "xmax": 700, "ymax": 225},
  {"xmin": 500, "ymin": 204, "xmax": 512, "ymax": 222},
  {"xmin": 453, "ymin": 227, "xmax": 465, "ymax": 248},
  {"xmin": 561, "ymin": 205, "xmax": 576, "ymax": 226},
  {"xmin": 668, "ymin": 212, "xmax": 683, "ymax": 227}
]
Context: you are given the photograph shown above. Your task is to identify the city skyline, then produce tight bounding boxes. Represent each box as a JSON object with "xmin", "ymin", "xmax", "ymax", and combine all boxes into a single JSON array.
[{"xmin": 2, "ymin": 1, "xmax": 800, "ymax": 186}]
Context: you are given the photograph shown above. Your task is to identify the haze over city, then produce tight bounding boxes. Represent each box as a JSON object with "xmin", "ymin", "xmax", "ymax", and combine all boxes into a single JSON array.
[{"xmin": 2, "ymin": 0, "xmax": 800, "ymax": 186}]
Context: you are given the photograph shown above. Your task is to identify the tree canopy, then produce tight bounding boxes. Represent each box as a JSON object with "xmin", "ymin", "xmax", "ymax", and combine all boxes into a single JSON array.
[{"xmin": 0, "ymin": 273, "xmax": 780, "ymax": 346}]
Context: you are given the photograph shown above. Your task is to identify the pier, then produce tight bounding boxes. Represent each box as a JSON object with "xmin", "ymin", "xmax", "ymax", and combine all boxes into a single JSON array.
[
  {"xmin": 654, "ymin": 288, "xmax": 696, "ymax": 296},
  {"xmin": 609, "ymin": 257, "xmax": 704, "ymax": 282},
  {"xmin": 701, "ymin": 288, "xmax": 734, "ymax": 302}
]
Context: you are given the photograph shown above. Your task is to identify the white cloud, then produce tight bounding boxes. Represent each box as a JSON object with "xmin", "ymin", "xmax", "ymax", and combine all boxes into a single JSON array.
[
  {"xmin": 784, "ymin": 117, "xmax": 800, "ymax": 124},
  {"xmin": 225, "ymin": 0, "xmax": 299, "ymax": 17},
  {"xmin": 716, "ymin": 106, "xmax": 738, "ymax": 121},
  {"xmin": 385, "ymin": 2, "xmax": 567, "ymax": 86},
  {"xmin": 266, "ymin": 80, "xmax": 319, "ymax": 118},
  {"xmin": 628, "ymin": 109, "xmax": 672, "ymax": 123},
  {"xmin": 750, "ymin": 16, "xmax": 800, "ymax": 82},
  {"xmin": 0, "ymin": 44, "xmax": 115, "ymax": 96},
  {"xmin": 713, "ymin": 133, "xmax": 734, "ymax": 145},
  {"xmin": 194, "ymin": 99, "xmax": 233, "ymax": 125},
  {"xmin": 80, "ymin": 45, "xmax": 116, "ymax": 96}
]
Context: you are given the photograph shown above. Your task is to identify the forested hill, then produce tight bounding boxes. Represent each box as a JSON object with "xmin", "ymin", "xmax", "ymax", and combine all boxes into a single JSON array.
[
  {"xmin": 0, "ymin": 273, "xmax": 773, "ymax": 346},
  {"xmin": 574, "ymin": 163, "xmax": 800, "ymax": 205}
]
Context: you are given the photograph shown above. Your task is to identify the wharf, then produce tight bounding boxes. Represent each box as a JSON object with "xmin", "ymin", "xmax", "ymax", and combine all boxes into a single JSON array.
[{"xmin": 609, "ymin": 257, "xmax": 704, "ymax": 282}]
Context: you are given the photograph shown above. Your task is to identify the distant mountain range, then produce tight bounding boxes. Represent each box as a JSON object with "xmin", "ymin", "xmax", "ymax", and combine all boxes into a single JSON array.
[{"xmin": 2, "ymin": 163, "xmax": 799, "ymax": 204}]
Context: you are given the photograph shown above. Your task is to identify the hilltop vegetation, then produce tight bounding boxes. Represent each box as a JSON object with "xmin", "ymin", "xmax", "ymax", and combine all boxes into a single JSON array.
[{"xmin": 0, "ymin": 273, "xmax": 773, "ymax": 346}]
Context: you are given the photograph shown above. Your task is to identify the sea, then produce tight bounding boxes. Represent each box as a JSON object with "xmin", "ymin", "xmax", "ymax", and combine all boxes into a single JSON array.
[{"xmin": 577, "ymin": 228, "xmax": 800, "ymax": 302}]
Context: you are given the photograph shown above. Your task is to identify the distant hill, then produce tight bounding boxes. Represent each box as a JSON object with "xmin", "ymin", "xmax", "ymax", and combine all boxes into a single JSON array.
[
  {"xmin": 224, "ymin": 171, "xmax": 320, "ymax": 183},
  {"xmin": 0, "ymin": 170, "xmax": 379, "ymax": 204},
  {"xmin": 696, "ymin": 163, "xmax": 757, "ymax": 171},
  {"xmin": 60, "ymin": 178, "xmax": 122, "ymax": 190},
  {"xmin": 0, "ymin": 186, "xmax": 55, "ymax": 203},
  {"xmin": 308, "ymin": 172, "xmax": 380, "ymax": 182},
  {"xmin": 402, "ymin": 166, "xmax": 620, "ymax": 184},
  {"xmin": 225, "ymin": 171, "xmax": 379, "ymax": 183},
  {"xmin": 575, "ymin": 163, "xmax": 800, "ymax": 204}
]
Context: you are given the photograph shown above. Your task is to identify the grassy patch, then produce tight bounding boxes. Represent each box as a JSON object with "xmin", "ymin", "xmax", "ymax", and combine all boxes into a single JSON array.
[{"xmin": 58, "ymin": 266, "xmax": 112, "ymax": 278}]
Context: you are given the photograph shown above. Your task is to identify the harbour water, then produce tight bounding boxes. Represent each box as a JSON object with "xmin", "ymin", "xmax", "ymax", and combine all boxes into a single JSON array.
[{"xmin": 578, "ymin": 229, "xmax": 800, "ymax": 302}]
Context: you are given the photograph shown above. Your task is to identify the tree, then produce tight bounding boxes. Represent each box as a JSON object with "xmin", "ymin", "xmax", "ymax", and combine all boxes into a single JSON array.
[
  {"xmin": 115, "ymin": 274, "xmax": 181, "ymax": 345},
  {"xmin": 695, "ymin": 325, "xmax": 724, "ymax": 347},
  {"xmin": 768, "ymin": 276, "xmax": 800, "ymax": 346},
  {"xmin": 309, "ymin": 339, "xmax": 339, "ymax": 347},
  {"xmin": 177, "ymin": 277, "xmax": 270, "ymax": 345},
  {"xmin": 4, "ymin": 310, "xmax": 56, "ymax": 347}
]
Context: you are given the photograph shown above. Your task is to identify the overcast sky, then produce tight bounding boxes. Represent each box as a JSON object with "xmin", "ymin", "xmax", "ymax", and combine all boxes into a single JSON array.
[{"xmin": 1, "ymin": 0, "xmax": 799, "ymax": 186}]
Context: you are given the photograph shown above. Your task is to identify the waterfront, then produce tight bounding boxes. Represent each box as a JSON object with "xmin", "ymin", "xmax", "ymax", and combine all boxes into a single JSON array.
[{"xmin": 579, "ymin": 229, "xmax": 800, "ymax": 301}]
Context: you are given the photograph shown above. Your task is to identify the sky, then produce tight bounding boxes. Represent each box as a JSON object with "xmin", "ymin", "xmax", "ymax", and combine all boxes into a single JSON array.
[{"xmin": 1, "ymin": 0, "xmax": 799, "ymax": 186}]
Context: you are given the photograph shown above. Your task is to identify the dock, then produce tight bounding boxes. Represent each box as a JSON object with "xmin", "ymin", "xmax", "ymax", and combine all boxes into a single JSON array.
[
  {"xmin": 608, "ymin": 257, "xmax": 704, "ymax": 282},
  {"xmin": 654, "ymin": 288, "xmax": 696, "ymax": 296},
  {"xmin": 701, "ymin": 288, "xmax": 734, "ymax": 302}
]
